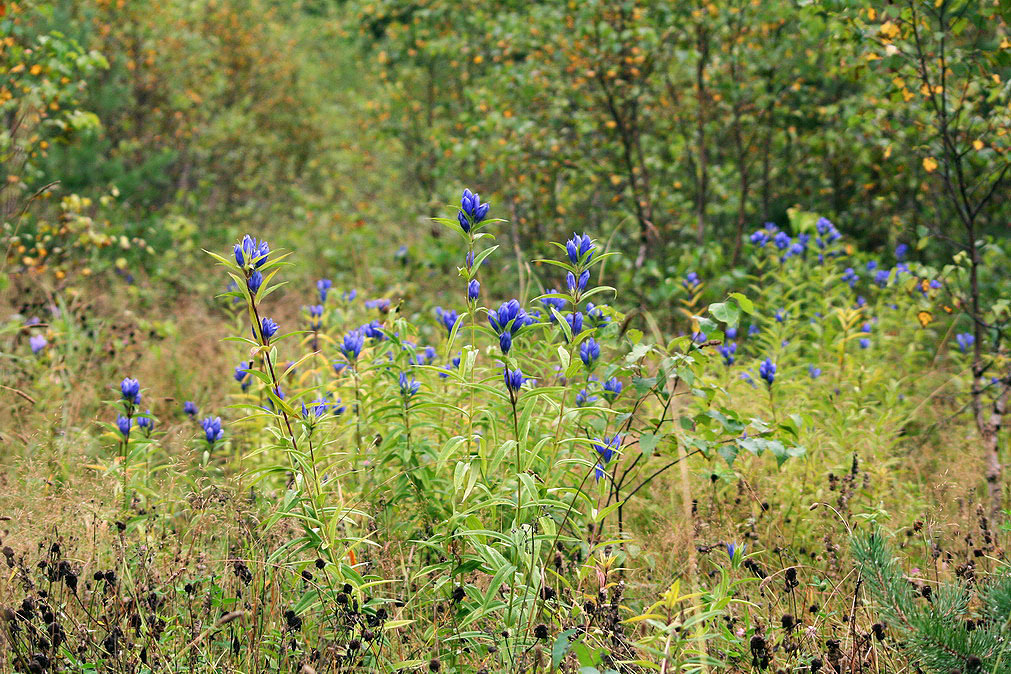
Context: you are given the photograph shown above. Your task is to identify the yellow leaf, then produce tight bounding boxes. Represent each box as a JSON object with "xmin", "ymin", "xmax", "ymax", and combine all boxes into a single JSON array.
[
  {"xmin": 973, "ymin": 139, "xmax": 984, "ymax": 151},
  {"xmin": 879, "ymin": 21, "xmax": 899, "ymax": 39},
  {"xmin": 922, "ymin": 157, "xmax": 938, "ymax": 173}
]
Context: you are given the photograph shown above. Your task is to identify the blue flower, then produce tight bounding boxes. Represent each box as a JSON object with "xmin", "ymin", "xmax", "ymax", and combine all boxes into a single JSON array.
[
  {"xmin": 866, "ymin": 260, "xmax": 878, "ymax": 272},
  {"xmin": 842, "ymin": 267, "xmax": 859, "ymax": 288},
  {"xmin": 260, "ymin": 317, "xmax": 279, "ymax": 343},
  {"xmin": 929, "ymin": 279, "xmax": 942, "ymax": 290},
  {"xmin": 458, "ymin": 188, "xmax": 490, "ymax": 232},
  {"xmin": 566, "ymin": 269, "xmax": 590, "ymax": 293},
  {"xmin": 331, "ymin": 398, "xmax": 346, "ymax": 416},
  {"xmin": 874, "ymin": 269, "xmax": 891, "ymax": 288},
  {"xmin": 895, "ymin": 243, "xmax": 908, "ymax": 261},
  {"xmin": 575, "ymin": 389, "xmax": 598, "ymax": 407},
  {"xmin": 317, "ymin": 278, "xmax": 332, "ymax": 302},
  {"xmin": 435, "ymin": 307, "xmax": 460, "ymax": 336},
  {"xmin": 725, "ymin": 542, "xmax": 746, "ymax": 560},
  {"xmin": 749, "ymin": 230, "xmax": 769, "ymax": 247},
  {"xmin": 120, "ymin": 378, "xmax": 141, "ymax": 405},
  {"xmin": 540, "ymin": 290, "xmax": 567, "ymax": 319},
  {"xmin": 365, "ymin": 298, "xmax": 391, "ymax": 312},
  {"xmin": 808, "ymin": 364, "xmax": 822, "ymax": 379},
  {"xmin": 341, "ymin": 330, "xmax": 365, "ymax": 360},
  {"xmin": 184, "ymin": 401, "xmax": 198, "ymax": 417},
  {"xmin": 565, "ymin": 233, "xmax": 594, "ymax": 265},
  {"xmin": 580, "ymin": 338, "xmax": 601, "ymax": 367},
  {"xmin": 361, "ymin": 320, "xmax": 385, "ymax": 340},
  {"xmin": 247, "ymin": 270, "xmax": 263, "ymax": 294},
  {"xmin": 816, "ymin": 217, "xmax": 840, "ymax": 241},
  {"xmin": 586, "ymin": 303, "xmax": 610, "ymax": 326},
  {"xmin": 116, "ymin": 414, "xmax": 131, "ymax": 438},
  {"xmin": 201, "ymin": 416, "xmax": 223, "ymax": 444},
  {"xmin": 683, "ymin": 271, "xmax": 700, "ymax": 290},
  {"xmin": 137, "ymin": 412, "xmax": 153, "ymax": 432},
  {"xmin": 861, "ymin": 322, "xmax": 872, "ymax": 333},
  {"xmin": 234, "ymin": 362, "xmax": 250, "ymax": 389},
  {"xmin": 602, "ymin": 377, "xmax": 623, "ymax": 402},
  {"xmin": 859, "ymin": 338, "xmax": 871, "ymax": 349},
  {"xmin": 503, "ymin": 367, "xmax": 525, "ymax": 392},
  {"xmin": 498, "ymin": 331, "xmax": 513, "ymax": 354},
  {"xmin": 593, "ymin": 434, "xmax": 622, "ymax": 464},
  {"xmin": 234, "ymin": 235, "xmax": 269, "ymax": 268},
  {"xmin": 775, "ymin": 309, "xmax": 786, "ymax": 323},
  {"xmin": 692, "ymin": 331, "xmax": 707, "ymax": 344},
  {"xmin": 488, "ymin": 300, "xmax": 528, "ymax": 336},
  {"xmin": 29, "ymin": 334, "xmax": 47, "ymax": 354},
  {"xmin": 399, "ymin": 372, "xmax": 420, "ymax": 398},
  {"xmin": 565, "ymin": 312, "xmax": 584, "ymax": 339},
  {"xmin": 343, "ymin": 289, "xmax": 357, "ymax": 302},
  {"xmin": 594, "ymin": 463, "xmax": 606, "ymax": 481},
  {"xmin": 748, "ymin": 324, "xmax": 760, "ymax": 337},
  {"xmin": 468, "ymin": 279, "xmax": 480, "ymax": 302},
  {"xmin": 956, "ymin": 332, "xmax": 975, "ymax": 353},
  {"xmin": 855, "ymin": 295, "xmax": 867, "ymax": 308},
  {"xmin": 718, "ymin": 342, "xmax": 737, "ymax": 366},
  {"xmin": 759, "ymin": 358, "xmax": 776, "ymax": 385},
  {"xmin": 725, "ymin": 326, "xmax": 738, "ymax": 340},
  {"xmin": 333, "ymin": 362, "xmax": 348, "ymax": 375},
  {"xmin": 301, "ymin": 398, "xmax": 330, "ymax": 421},
  {"xmin": 773, "ymin": 231, "xmax": 791, "ymax": 251}
]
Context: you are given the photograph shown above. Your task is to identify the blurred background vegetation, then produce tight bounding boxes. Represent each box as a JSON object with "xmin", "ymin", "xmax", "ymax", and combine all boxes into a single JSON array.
[{"xmin": 3, "ymin": 0, "xmax": 1008, "ymax": 308}]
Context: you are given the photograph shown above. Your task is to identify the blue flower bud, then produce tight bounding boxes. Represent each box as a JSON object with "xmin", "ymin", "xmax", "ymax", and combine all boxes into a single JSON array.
[
  {"xmin": 593, "ymin": 434, "xmax": 621, "ymax": 464},
  {"xmin": 247, "ymin": 270, "xmax": 263, "ymax": 294},
  {"xmin": 116, "ymin": 414, "xmax": 131, "ymax": 438},
  {"xmin": 120, "ymin": 378, "xmax": 141, "ymax": 405},
  {"xmin": 317, "ymin": 278, "xmax": 332, "ymax": 302},
  {"xmin": 260, "ymin": 318, "xmax": 279, "ymax": 343},
  {"xmin": 200, "ymin": 416, "xmax": 223, "ymax": 444},
  {"xmin": 565, "ymin": 233, "xmax": 594, "ymax": 265},
  {"xmin": 468, "ymin": 279, "xmax": 480, "ymax": 301},
  {"xmin": 499, "ymin": 331, "xmax": 512, "ymax": 354},
  {"xmin": 29, "ymin": 334, "xmax": 47, "ymax": 354},
  {"xmin": 759, "ymin": 358, "xmax": 776, "ymax": 386},
  {"xmin": 399, "ymin": 372, "xmax": 420, "ymax": 398},
  {"xmin": 580, "ymin": 338, "xmax": 600, "ymax": 367},
  {"xmin": 184, "ymin": 401, "xmax": 198, "ymax": 417},
  {"xmin": 341, "ymin": 330, "xmax": 365, "ymax": 360},
  {"xmin": 503, "ymin": 367, "xmax": 525, "ymax": 392},
  {"xmin": 137, "ymin": 412, "xmax": 153, "ymax": 431},
  {"xmin": 602, "ymin": 377, "xmax": 623, "ymax": 403}
]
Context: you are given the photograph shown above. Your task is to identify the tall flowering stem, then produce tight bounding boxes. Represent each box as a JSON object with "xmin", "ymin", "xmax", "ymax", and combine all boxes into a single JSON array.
[{"xmin": 209, "ymin": 239, "xmax": 342, "ymax": 573}]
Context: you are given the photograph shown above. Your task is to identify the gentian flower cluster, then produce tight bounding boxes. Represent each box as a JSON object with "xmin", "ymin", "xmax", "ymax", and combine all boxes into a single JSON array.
[
  {"xmin": 29, "ymin": 334, "xmax": 47, "ymax": 354},
  {"xmin": 540, "ymin": 290, "xmax": 566, "ymax": 321},
  {"xmin": 201, "ymin": 417, "xmax": 224, "ymax": 445},
  {"xmin": 317, "ymin": 278, "xmax": 332, "ymax": 302},
  {"xmin": 602, "ymin": 377, "xmax": 623, "ymax": 403},
  {"xmin": 579, "ymin": 338, "xmax": 600, "ymax": 368},
  {"xmin": 593, "ymin": 434, "xmax": 622, "ymax": 481},
  {"xmin": 341, "ymin": 330, "xmax": 365, "ymax": 361},
  {"xmin": 956, "ymin": 332, "xmax": 975, "ymax": 353},
  {"xmin": 399, "ymin": 372, "xmax": 420, "ymax": 399},
  {"xmin": 458, "ymin": 188, "xmax": 490, "ymax": 233},
  {"xmin": 718, "ymin": 342, "xmax": 737, "ymax": 366},
  {"xmin": 234, "ymin": 235, "xmax": 269, "ymax": 269},
  {"xmin": 184, "ymin": 401, "xmax": 198, "ymax": 417},
  {"xmin": 116, "ymin": 414, "xmax": 131, "ymax": 438},
  {"xmin": 503, "ymin": 367, "xmax": 525, "ymax": 393},
  {"xmin": 234, "ymin": 362, "xmax": 251, "ymax": 391},
  {"xmin": 121, "ymin": 378, "xmax": 141, "ymax": 406},
  {"xmin": 488, "ymin": 300, "xmax": 529, "ymax": 354},
  {"xmin": 435, "ymin": 307, "xmax": 460, "ymax": 336},
  {"xmin": 759, "ymin": 358, "xmax": 776, "ymax": 386},
  {"xmin": 260, "ymin": 317, "xmax": 279, "ymax": 344}
]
